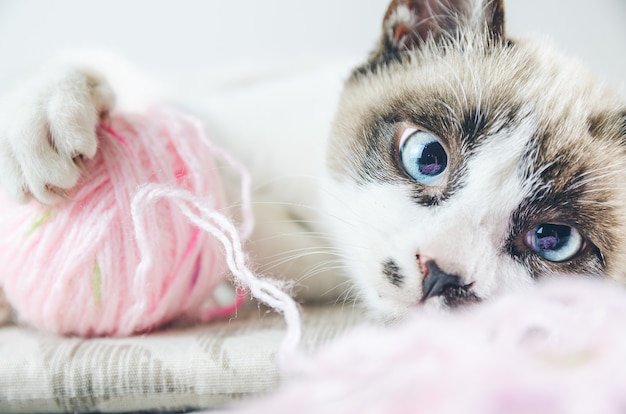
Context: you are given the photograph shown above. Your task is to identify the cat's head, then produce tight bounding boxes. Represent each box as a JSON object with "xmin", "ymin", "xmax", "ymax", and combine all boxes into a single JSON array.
[{"xmin": 323, "ymin": 0, "xmax": 626, "ymax": 321}]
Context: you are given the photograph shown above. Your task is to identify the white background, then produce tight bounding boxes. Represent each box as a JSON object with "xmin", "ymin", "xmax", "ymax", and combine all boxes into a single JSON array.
[{"xmin": 0, "ymin": 0, "xmax": 624, "ymax": 93}]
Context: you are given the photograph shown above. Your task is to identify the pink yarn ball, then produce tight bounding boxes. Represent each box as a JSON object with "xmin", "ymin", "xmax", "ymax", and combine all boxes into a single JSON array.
[{"xmin": 0, "ymin": 107, "xmax": 242, "ymax": 336}]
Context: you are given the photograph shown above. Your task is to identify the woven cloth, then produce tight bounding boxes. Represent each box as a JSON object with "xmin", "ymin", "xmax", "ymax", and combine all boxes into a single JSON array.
[{"xmin": 0, "ymin": 304, "xmax": 364, "ymax": 413}]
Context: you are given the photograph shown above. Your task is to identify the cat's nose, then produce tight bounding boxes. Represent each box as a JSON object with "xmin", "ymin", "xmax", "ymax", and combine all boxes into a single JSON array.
[{"xmin": 417, "ymin": 255, "xmax": 462, "ymax": 302}]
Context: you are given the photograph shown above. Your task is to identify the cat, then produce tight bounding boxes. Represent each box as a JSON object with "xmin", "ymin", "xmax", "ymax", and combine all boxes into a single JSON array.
[
  {"xmin": 322, "ymin": 0, "xmax": 626, "ymax": 321},
  {"xmin": 0, "ymin": 0, "xmax": 624, "ymax": 325}
]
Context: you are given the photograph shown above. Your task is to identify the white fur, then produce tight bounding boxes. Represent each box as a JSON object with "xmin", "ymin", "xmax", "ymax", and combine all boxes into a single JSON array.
[{"xmin": 322, "ymin": 118, "xmax": 539, "ymax": 319}]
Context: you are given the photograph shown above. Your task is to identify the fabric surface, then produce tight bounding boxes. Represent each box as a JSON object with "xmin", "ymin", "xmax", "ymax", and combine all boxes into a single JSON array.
[{"xmin": 0, "ymin": 304, "xmax": 365, "ymax": 413}]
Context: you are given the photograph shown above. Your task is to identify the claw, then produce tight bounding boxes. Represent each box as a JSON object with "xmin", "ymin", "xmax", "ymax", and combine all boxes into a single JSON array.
[
  {"xmin": 100, "ymin": 110, "xmax": 111, "ymax": 129},
  {"xmin": 73, "ymin": 154, "xmax": 90, "ymax": 177},
  {"xmin": 45, "ymin": 184, "xmax": 71, "ymax": 200},
  {"xmin": 22, "ymin": 185, "xmax": 32, "ymax": 200}
]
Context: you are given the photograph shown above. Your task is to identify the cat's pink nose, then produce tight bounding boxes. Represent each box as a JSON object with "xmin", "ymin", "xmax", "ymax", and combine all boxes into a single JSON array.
[
  {"xmin": 416, "ymin": 253, "xmax": 431, "ymax": 277},
  {"xmin": 417, "ymin": 254, "xmax": 462, "ymax": 302}
]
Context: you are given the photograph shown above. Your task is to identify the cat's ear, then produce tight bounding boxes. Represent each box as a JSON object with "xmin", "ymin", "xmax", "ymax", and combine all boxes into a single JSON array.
[{"xmin": 372, "ymin": 0, "xmax": 505, "ymax": 61}]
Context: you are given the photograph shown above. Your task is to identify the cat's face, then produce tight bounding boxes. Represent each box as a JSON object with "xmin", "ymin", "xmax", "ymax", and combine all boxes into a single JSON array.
[{"xmin": 323, "ymin": 0, "xmax": 626, "ymax": 321}]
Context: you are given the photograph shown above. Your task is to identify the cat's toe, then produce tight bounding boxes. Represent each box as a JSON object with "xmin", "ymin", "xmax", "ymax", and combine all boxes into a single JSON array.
[{"xmin": 0, "ymin": 67, "xmax": 114, "ymax": 204}]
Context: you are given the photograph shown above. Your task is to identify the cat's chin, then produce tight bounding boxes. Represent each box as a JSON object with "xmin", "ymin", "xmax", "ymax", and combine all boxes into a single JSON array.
[
  {"xmin": 365, "ymin": 296, "xmax": 444, "ymax": 325},
  {"xmin": 368, "ymin": 292, "xmax": 485, "ymax": 325}
]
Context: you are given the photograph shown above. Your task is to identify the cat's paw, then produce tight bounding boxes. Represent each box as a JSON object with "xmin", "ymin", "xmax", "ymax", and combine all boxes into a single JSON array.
[{"xmin": 0, "ymin": 65, "xmax": 115, "ymax": 204}]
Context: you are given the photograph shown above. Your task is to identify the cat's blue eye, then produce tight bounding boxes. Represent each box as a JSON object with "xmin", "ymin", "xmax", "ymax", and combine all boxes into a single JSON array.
[
  {"xmin": 524, "ymin": 223, "xmax": 585, "ymax": 262},
  {"xmin": 399, "ymin": 129, "xmax": 448, "ymax": 186}
]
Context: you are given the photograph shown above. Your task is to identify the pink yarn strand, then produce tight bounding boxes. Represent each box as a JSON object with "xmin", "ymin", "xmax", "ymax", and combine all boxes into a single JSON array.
[
  {"xmin": 183, "ymin": 115, "xmax": 255, "ymax": 240},
  {"xmin": 100, "ymin": 124, "xmax": 129, "ymax": 146},
  {"xmin": 130, "ymin": 184, "xmax": 301, "ymax": 361}
]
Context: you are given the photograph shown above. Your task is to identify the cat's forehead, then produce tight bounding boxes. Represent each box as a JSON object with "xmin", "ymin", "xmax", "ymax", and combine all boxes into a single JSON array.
[
  {"xmin": 332, "ymin": 36, "xmax": 625, "ymax": 177},
  {"xmin": 345, "ymin": 38, "xmax": 617, "ymax": 124}
]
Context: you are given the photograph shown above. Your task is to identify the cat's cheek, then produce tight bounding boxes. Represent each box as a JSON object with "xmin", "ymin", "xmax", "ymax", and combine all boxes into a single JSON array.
[
  {"xmin": 467, "ymin": 257, "xmax": 536, "ymax": 302},
  {"xmin": 320, "ymin": 178, "xmax": 427, "ymax": 313}
]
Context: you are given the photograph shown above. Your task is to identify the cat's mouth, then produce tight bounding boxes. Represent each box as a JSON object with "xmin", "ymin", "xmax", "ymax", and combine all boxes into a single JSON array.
[{"xmin": 439, "ymin": 283, "xmax": 482, "ymax": 308}]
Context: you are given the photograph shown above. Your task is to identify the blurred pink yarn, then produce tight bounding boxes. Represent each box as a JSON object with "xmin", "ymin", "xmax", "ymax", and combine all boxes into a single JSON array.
[
  {"xmin": 225, "ymin": 278, "xmax": 626, "ymax": 414},
  {"xmin": 0, "ymin": 107, "xmax": 255, "ymax": 337}
]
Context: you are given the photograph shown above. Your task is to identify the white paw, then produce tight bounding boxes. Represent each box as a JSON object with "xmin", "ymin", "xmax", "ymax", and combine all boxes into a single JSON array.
[{"xmin": 0, "ymin": 65, "xmax": 115, "ymax": 204}]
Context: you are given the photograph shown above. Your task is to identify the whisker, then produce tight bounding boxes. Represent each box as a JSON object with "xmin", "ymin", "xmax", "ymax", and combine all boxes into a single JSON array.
[
  {"xmin": 568, "ymin": 166, "xmax": 626, "ymax": 191},
  {"xmin": 253, "ymin": 232, "xmax": 340, "ymax": 245},
  {"xmin": 295, "ymin": 262, "xmax": 351, "ymax": 285},
  {"xmin": 258, "ymin": 246, "xmax": 351, "ymax": 264},
  {"xmin": 259, "ymin": 250, "xmax": 349, "ymax": 273},
  {"xmin": 576, "ymin": 188, "xmax": 626, "ymax": 196}
]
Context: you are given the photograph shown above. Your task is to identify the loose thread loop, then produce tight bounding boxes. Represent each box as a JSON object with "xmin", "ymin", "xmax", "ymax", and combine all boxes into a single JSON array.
[
  {"xmin": 183, "ymin": 115, "xmax": 255, "ymax": 240},
  {"xmin": 118, "ymin": 107, "xmax": 301, "ymax": 361},
  {"xmin": 131, "ymin": 185, "xmax": 302, "ymax": 362}
]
